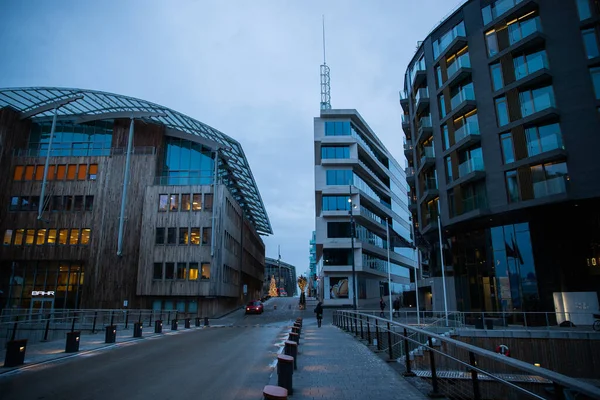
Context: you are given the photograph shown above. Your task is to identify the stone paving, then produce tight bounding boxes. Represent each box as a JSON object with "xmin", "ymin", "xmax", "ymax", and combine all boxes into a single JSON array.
[{"xmin": 267, "ymin": 318, "xmax": 428, "ymax": 400}]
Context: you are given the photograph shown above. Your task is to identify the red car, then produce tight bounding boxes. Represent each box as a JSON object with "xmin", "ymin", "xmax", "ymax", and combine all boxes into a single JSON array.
[{"xmin": 245, "ymin": 300, "xmax": 264, "ymax": 314}]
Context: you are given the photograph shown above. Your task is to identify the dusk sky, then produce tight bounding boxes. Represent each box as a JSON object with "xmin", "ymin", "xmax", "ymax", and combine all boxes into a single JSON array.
[{"xmin": 0, "ymin": 0, "xmax": 463, "ymax": 276}]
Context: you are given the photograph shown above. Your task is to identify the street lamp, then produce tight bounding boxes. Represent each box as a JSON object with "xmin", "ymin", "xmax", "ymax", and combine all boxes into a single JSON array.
[{"xmin": 348, "ymin": 185, "xmax": 357, "ymax": 310}]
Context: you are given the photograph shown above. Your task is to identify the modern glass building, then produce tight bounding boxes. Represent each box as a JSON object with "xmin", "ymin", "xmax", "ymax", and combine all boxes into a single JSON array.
[
  {"xmin": 263, "ymin": 257, "xmax": 297, "ymax": 297},
  {"xmin": 314, "ymin": 109, "xmax": 415, "ymax": 308},
  {"xmin": 0, "ymin": 87, "xmax": 271, "ymax": 317},
  {"xmin": 402, "ymin": 0, "xmax": 600, "ymax": 313}
]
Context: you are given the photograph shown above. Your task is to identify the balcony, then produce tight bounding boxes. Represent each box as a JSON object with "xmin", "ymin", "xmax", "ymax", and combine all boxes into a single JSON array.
[
  {"xmin": 443, "ymin": 86, "xmax": 476, "ymax": 123},
  {"xmin": 447, "ymin": 156, "xmax": 485, "ymax": 188},
  {"xmin": 416, "ymin": 115, "xmax": 433, "ymax": 144},
  {"xmin": 482, "ymin": 0, "xmax": 538, "ymax": 29},
  {"xmin": 418, "ymin": 146, "xmax": 435, "ymax": 172},
  {"xmin": 415, "ymin": 88, "xmax": 430, "ymax": 114},
  {"xmin": 405, "ymin": 166, "xmax": 416, "ymax": 184},
  {"xmin": 442, "ymin": 54, "xmax": 472, "ymax": 92},
  {"xmin": 445, "ymin": 120, "xmax": 481, "ymax": 155},
  {"xmin": 489, "ymin": 18, "xmax": 545, "ymax": 64},
  {"xmin": 533, "ymin": 176, "xmax": 567, "ymax": 199},
  {"xmin": 412, "ymin": 67, "xmax": 427, "ymax": 89},
  {"xmin": 399, "ymin": 90, "xmax": 409, "ymax": 112},
  {"xmin": 408, "ymin": 196, "xmax": 418, "ymax": 212},
  {"xmin": 419, "ymin": 178, "xmax": 439, "ymax": 203},
  {"xmin": 402, "ymin": 114, "xmax": 411, "ymax": 134},
  {"xmin": 421, "ymin": 213, "xmax": 439, "ymax": 235},
  {"xmin": 404, "ymin": 140, "xmax": 414, "ymax": 157}
]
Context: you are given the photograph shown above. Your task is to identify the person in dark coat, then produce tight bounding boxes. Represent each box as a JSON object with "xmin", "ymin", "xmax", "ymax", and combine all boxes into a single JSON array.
[
  {"xmin": 314, "ymin": 301, "xmax": 324, "ymax": 327},
  {"xmin": 379, "ymin": 297, "xmax": 385, "ymax": 317}
]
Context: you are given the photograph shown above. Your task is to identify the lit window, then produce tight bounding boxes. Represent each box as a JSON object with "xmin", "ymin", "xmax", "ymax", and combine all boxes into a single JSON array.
[
  {"xmin": 88, "ymin": 164, "xmax": 98, "ymax": 180},
  {"xmin": 34, "ymin": 165, "xmax": 45, "ymax": 181},
  {"xmin": 56, "ymin": 165, "xmax": 66, "ymax": 180},
  {"xmin": 201, "ymin": 262, "xmax": 211, "ymax": 280},
  {"xmin": 582, "ymin": 28, "xmax": 600, "ymax": 59},
  {"xmin": 3, "ymin": 229, "xmax": 13, "ymax": 245},
  {"xmin": 24, "ymin": 165, "xmax": 34, "ymax": 180},
  {"xmin": 158, "ymin": 194, "xmax": 168, "ymax": 212},
  {"xmin": 46, "ymin": 165, "xmax": 55, "ymax": 180},
  {"xmin": 47, "ymin": 229, "xmax": 57, "ymax": 245},
  {"xmin": 14, "ymin": 229, "xmax": 24, "ymax": 245},
  {"xmin": 192, "ymin": 194, "xmax": 202, "ymax": 211},
  {"xmin": 169, "ymin": 194, "xmax": 179, "ymax": 211},
  {"xmin": 58, "ymin": 229, "xmax": 68, "ymax": 245},
  {"xmin": 179, "ymin": 228, "xmax": 189, "ymax": 245},
  {"xmin": 67, "ymin": 165, "xmax": 77, "ymax": 180},
  {"xmin": 181, "ymin": 194, "xmax": 191, "ymax": 211},
  {"xmin": 177, "ymin": 263, "xmax": 187, "ymax": 280},
  {"xmin": 190, "ymin": 228, "xmax": 200, "ymax": 245},
  {"xmin": 13, "ymin": 166, "xmax": 24, "ymax": 181},
  {"xmin": 69, "ymin": 229, "xmax": 79, "ymax": 245},
  {"xmin": 81, "ymin": 229, "xmax": 91, "ymax": 245},
  {"xmin": 189, "ymin": 263, "xmax": 199, "ymax": 280},
  {"xmin": 25, "ymin": 229, "xmax": 35, "ymax": 245},
  {"xmin": 36, "ymin": 229, "xmax": 46, "ymax": 245},
  {"xmin": 77, "ymin": 165, "xmax": 87, "ymax": 180}
]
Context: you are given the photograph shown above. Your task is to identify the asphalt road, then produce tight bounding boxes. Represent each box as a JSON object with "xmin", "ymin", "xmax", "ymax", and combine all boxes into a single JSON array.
[{"xmin": 0, "ymin": 296, "xmax": 305, "ymax": 400}]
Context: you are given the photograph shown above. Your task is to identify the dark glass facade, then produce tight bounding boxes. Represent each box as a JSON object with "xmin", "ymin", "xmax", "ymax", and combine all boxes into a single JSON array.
[
  {"xmin": 160, "ymin": 137, "xmax": 215, "ymax": 185},
  {"xmin": 28, "ymin": 121, "xmax": 113, "ymax": 156}
]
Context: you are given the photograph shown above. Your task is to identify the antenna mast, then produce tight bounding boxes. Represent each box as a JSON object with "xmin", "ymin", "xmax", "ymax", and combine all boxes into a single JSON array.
[{"xmin": 320, "ymin": 15, "xmax": 331, "ymax": 110}]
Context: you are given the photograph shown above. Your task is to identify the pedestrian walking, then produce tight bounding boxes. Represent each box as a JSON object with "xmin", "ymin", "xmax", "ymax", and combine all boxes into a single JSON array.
[
  {"xmin": 379, "ymin": 297, "xmax": 385, "ymax": 317},
  {"xmin": 314, "ymin": 301, "xmax": 324, "ymax": 327},
  {"xmin": 393, "ymin": 297, "xmax": 400, "ymax": 318}
]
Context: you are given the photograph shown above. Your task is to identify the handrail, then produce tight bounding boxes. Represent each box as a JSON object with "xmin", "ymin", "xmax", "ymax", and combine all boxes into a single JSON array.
[{"xmin": 335, "ymin": 310, "xmax": 600, "ymax": 399}]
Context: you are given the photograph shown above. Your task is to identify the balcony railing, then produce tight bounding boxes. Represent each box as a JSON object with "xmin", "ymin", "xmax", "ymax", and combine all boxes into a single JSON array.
[
  {"xmin": 405, "ymin": 167, "xmax": 415, "ymax": 178},
  {"xmin": 423, "ymin": 177, "xmax": 438, "ymax": 191},
  {"xmin": 446, "ymin": 53, "xmax": 471, "ymax": 79},
  {"xmin": 482, "ymin": 0, "xmax": 526, "ymax": 25},
  {"xmin": 415, "ymin": 87, "xmax": 429, "ymax": 103},
  {"xmin": 450, "ymin": 85, "xmax": 475, "ymax": 110},
  {"xmin": 458, "ymin": 156, "xmax": 484, "ymax": 178},
  {"xmin": 454, "ymin": 119, "xmax": 480, "ymax": 143},
  {"xmin": 533, "ymin": 176, "xmax": 567, "ymax": 198},
  {"xmin": 419, "ymin": 115, "xmax": 432, "ymax": 129},
  {"xmin": 399, "ymin": 90, "xmax": 409, "ymax": 102},
  {"xmin": 402, "ymin": 114, "xmax": 410, "ymax": 124}
]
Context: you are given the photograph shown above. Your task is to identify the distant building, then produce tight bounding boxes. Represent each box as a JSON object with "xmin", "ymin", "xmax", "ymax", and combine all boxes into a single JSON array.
[
  {"xmin": 264, "ymin": 257, "xmax": 297, "ymax": 297},
  {"xmin": 314, "ymin": 109, "xmax": 415, "ymax": 307},
  {"xmin": 308, "ymin": 231, "xmax": 317, "ymax": 296},
  {"xmin": 0, "ymin": 87, "xmax": 272, "ymax": 317}
]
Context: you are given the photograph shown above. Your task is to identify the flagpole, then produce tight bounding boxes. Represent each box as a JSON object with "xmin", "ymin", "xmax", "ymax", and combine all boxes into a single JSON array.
[
  {"xmin": 437, "ymin": 202, "xmax": 449, "ymax": 327},
  {"xmin": 410, "ymin": 221, "xmax": 420, "ymax": 326},
  {"xmin": 386, "ymin": 218, "xmax": 392, "ymax": 321}
]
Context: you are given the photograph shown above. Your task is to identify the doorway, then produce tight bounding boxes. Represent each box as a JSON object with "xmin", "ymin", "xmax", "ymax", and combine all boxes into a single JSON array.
[{"xmin": 29, "ymin": 297, "xmax": 54, "ymax": 319}]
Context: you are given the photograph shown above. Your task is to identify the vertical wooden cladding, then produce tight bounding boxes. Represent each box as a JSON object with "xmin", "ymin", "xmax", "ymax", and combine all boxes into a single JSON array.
[
  {"xmin": 442, "ymin": 86, "xmax": 452, "ymax": 119},
  {"xmin": 439, "ymin": 57, "xmax": 449, "ymax": 86},
  {"xmin": 518, "ymin": 166, "xmax": 534, "ymax": 201},
  {"xmin": 506, "ymin": 88, "xmax": 522, "ymax": 122},
  {"xmin": 500, "ymin": 53, "xmax": 516, "ymax": 87},
  {"xmin": 454, "ymin": 186, "xmax": 464, "ymax": 216},
  {"xmin": 512, "ymin": 125, "xmax": 528, "ymax": 161}
]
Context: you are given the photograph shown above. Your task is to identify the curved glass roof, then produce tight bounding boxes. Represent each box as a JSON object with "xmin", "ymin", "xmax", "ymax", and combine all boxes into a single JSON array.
[{"xmin": 0, "ymin": 87, "xmax": 272, "ymax": 235}]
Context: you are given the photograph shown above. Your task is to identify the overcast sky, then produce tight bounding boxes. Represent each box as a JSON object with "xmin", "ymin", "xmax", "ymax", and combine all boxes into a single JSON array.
[{"xmin": 0, "ymin": 0, "xmax": 462, "ymax": 276}]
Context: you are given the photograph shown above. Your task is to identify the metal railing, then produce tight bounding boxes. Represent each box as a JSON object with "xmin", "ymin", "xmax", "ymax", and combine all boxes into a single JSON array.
[
  {"xmin": 333, "ymin": 310, "xmax": 600, "ymax": 400},
  {"xmin": 0, "ymin": 309, "xmax": 204, "ymax": 347}
]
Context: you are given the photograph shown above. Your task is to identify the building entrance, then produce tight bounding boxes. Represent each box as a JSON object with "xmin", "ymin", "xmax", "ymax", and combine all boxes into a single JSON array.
[{"xmin": 30, "ymin": 296, "xmax": 54, "ymax": 317}]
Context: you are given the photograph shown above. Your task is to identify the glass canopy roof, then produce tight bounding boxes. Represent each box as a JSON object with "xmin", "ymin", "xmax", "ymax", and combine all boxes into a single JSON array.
[{"xmin": 0, "ymin": 87, "xmax": 272, "ymax": 235}]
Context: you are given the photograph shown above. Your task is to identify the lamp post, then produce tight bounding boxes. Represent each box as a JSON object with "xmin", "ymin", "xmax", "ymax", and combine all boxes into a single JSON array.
[
  {"xmin": 348, "ymin": 185, "xmax": 357, "ymax": 310},
  {"xmin": 436, "ymin": 202, "xmax": 449, "ymax": 327}
]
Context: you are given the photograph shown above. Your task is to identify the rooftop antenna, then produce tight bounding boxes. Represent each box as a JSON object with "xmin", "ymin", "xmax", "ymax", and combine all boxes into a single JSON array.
[{"xmin": 320, "ymin": 15, "xmax": 331, "ymax": 110}]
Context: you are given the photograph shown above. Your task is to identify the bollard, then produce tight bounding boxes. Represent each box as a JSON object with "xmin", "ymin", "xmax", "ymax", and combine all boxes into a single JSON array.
[
  {"xmin": 133, "ymin": 322, "xmax": 143, "ymax": 338},
  {"xmin": 293, "ymin": 322, "xmax": 301, "ymax": 336},
  {"xmin": 204, "ymin": 317, "xmax": 210, "ymax": 327},
  {"xmin": 195, "ymin": 317, "xmax": 201, "ymax": 327},
  {"xmin": 366, "ymin": 316, "xmax": 371, "ymax": 344},
  {"xmin": 155, "ymin": 320, "xmax": 163, "ymax": 334},
  {"xmin": 42, "ymin": 317, "xmax": 51, "ymax": 342},
  {"xmin": 125, "ymin": 310, "xmax": 129, "ymax": 330},
  {"xmin": 291, "ymin": 326, "xmax": 300, "ymax": 336},
  {"xmin": 288, "ymin": 332, "xmax": 299, "ymax": 345},
  {"xmin": 171, "ymin": 319, "xmax": 178, "ymax": 331},
  {"xmin": 65, "ymin": 331, "xmax": 81, "ymax": 353},
  {"xmin": 284, "ymin": 340, "xmax": 298, "ymax": 370},
  {"xmin": 92, "ymin": 311, "xmax": 98, "ymax": 333},
  {"xmin": 263, "ymin": 385, "xmax": 288, "ymax": 400},
  {"xmin": 185, "ymin": 318, "xmax": 191, "ymax": 329},
  {"xmin": 277, "ymin": 354, "xmax": 294, "ymax": 395},
  {"xmin": 105, "ymin": 325, "xmax": 117, "ymax": 343},
  {"xmin": 4, "ymin": 339, "xmax": 27, "ymax": 367}
]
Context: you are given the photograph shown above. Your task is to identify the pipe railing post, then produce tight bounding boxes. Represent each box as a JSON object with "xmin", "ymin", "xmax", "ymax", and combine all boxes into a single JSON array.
[
  {"xmin": 469, "ymin": 351, "xmax": 481, "ymax": 400},
  {"xmin": 43, "ymin": 315, "xmax": 51, "ymax": 342},
  {"xmin": 403, "ymin": 328, "xmax": 415, "ymax": 376},
  {"xmin": 125, "ymin": 310, "xmax": 129, "ymax": 330},
  {"xmin": 71, "ymin": 313, "xmax": 77, "ymax": 333},
  {"xmin": 360, "ymin": 315, "xmax": 364, "ymax": 340},
  {"xmin": 92, "ymin": 311, "xmax": 97, "ymax": 333},
  {"xmin": 375, "ymin": 319, "xmax": 381, "ymax": 351},
  {"xmin": 110, "ymin": 311, "xmax": 115, "ymax": 326},
  {"xmin": 149, "ymin": 310, "xmax": 153, "ymax": 327},
  {"xmin": 387, "ymin": 322, "xmax": 394, "ymax": 360},
  {"xmin": 428, "ymin": 337, "xmax": 441, "ymax": 397},
  {"xmin": 366, "ymin": 316, "xmax": 371, "ymax": 344}
]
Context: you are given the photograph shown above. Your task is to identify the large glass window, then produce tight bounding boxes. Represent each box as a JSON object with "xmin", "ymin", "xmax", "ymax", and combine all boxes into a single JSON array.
[
  {"xmin": 490, "ymin": 63, "xmax": 504, "ymax": 91},
  {"xmin": 495, "ymin": 97, "xmax": 510, "ymax": 126},
  {"xmin": 482, "ymin": 0, "xmax": 526, "ymax": 25},
  {"xmin": 582, "ymin": 28, "xmax": 600, "ymax": 59},
  {"xmin": 506, "ymin": 170, "xmax": 520, "ymax": 203},
  {"xmin": 454, "ymin": 110, "xmax": 479, "ymax": 142},
  {"xmin": 577, "ymin": 0, "xmax": 593, "ymax": 20},
  {"xmin": 189, "ymin": 263, "xmax": 199, "ymax": 280},
  {"xmin": 519, "ymin": 85, "xmax": 555, "ymax": 117},
  {"xmin": 327, "ymin": 222, "xmax": 350, "ymax": 238},
  {"xmin": 192, "ymin": 194, "xmax": 202, "ymax": 210},
  {"xmin": 525, "ymin": 123, "xmax": 563, "ymax": 156},
  {"xmin": 322, "ymin": 195, "xmax": 351, "ymax": 211},
  {"xmin": 458, "ymin": 146, "xmax": 484, "ymax": 177},
  {"xmin": 485, "ymin": 30, "xmax": 499, "ymax": 57},
  {"xmin": 81, "ymin": 229, "xmax": 91, "ymax": 245},
  {"xmin": 323, "ymin": 248, "xmax": 352, "ymax": 266},
  {"xmin": 462, "ymin": 180, "xmax": 487, "ymax": 213},
  {"xmin": 326, "ymin": 170, "xmax": 353, "ymax": 185},
  {"xmin": 161, "ymin": 137, "xmax": 214, "ymax": 185},
  {"xmin": 321, "ymin": 146, "xmax": 350, "ymax": 159},
  {"xmin": 531, "ymin": 161, "xmax": 568, "ymax": 198},
  {"xmin": 513, "ymin": 50, "xmax": 548, "ymax": 80},
  {"xmin": 153, "ymin": 263, "xmax": 163, "ymax": 280},
  {"xmin": 324, "ymin": 121, "xmax": 351, "ymax": 136},
  {"xmin": 501, "ymin": 133, "xmax": 515, "ymax": 163},
  {"xmin": 28, "ymin": 120, "xmax": 113, "ymax": 157},
  {"xmin": 591, "ymin": 67, "xmax": 600, "ymax": 99}
]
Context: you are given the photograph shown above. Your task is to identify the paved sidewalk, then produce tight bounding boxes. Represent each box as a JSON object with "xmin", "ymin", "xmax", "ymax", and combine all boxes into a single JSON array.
[{"xmin": 267, "ymin": 318, "xmax": 427, "ymax": 399}]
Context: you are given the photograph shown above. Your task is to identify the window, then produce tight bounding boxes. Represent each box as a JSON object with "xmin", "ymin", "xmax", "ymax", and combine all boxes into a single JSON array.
[
  {"xmin": 322, "ymin": 195, "xmax": 350, "ymax": 211},
  {"xmin": 202, "ymin": 227, "xmax": 212, "ymax": 245},
  {"xmin": 56, "ymin": 165, "xmax": 66, "ymax": 180},
  {"xmin": 81, "ymin": 229, "xmax": 91, "ymax": 245},
  {"xmin": 591, "ymin": 67, "xmax": 600, "ymax": 99},
  {"xmin": 77, "ymin": 165, "xmax": 87, "ymax": 180},
  {"xmin": 74, "ymin": 196, "xmax": 84, "ymax": 212},
  {"xmin": 506, "ymin": 170, "xmax": 520, "ymax": 202},
  {"xmin": 445, "ymin": 156, "xmax": 453, "ymax": 183},
  {"xmin": 482, "ymin": 0, "xmax": 527, "ymax": 25},
  {"xmin": 324, "ymin": 121, "xmax": 351, "ymax": 136},
  {"xmin": 531, "ymin": 161, "xmax": 568, "ymax": 198},
  {"xmin": 439, "ymin": 94, "xmax": 447, "ymax": 118},
  {"xmin": 179, "ymin": 228, "xmax": 189, "ymax": 245},
  {"xmin": 450, "ymin": 81, "xmax": 475, "ymax": 109},
  {"xmin": 177, "ymin": 263, "xmax": 187, "ymax": 280},
  {"xmin": 169, "ymin": 194, "xmax": 179, "ymax": 211},
  {"xmin": 485, "ymin": 30, "xmax": 499, "ymax": 57},
  {"xmin": 577, "ymin": 0, "xmax": 593, "ymax": 20},
  {"xmin": 88, "ymin": 164, "xmax": 98, "ymax": 180},
  {"xmin": 155, "ymin": 228, "xmax": 165, "ymax": 245},
  {"xmin": 9, "ymin": 197, "xmax": 19, "ymax": 211},
  {"xmin": 525, "ymin": 123, "xmax": 563, "ymax": 156},
  {"xmin": 458, "ymin": 146, "xmax": 484, "ymax": 177},
  {"xmin": 24, "ymin": 165, "xmax": 34, "ymax": 180},
  {"xmin": 201, "ymin": 262, "xmax": 211, "ymax": 280},
  {"xmin": 64, "ymin": 196, "xmax": 72, "ymax": 211},
  {"xmin": 189, "ymin": 263, "xmax": 199, "ymax": 280},
  {"xmin": 13, "ymin": 166, "xmax": 24, "ymax": 181},
  {"xmin": 167, "ymin": 228, "xmax": 176, "ymax": 244},
  {"xmin": 325, "ymin": 170, "xmax": 353, "ymax": 185},
  {"xmin": 153, "ymin": 263, "xmax": 163, "ymax": 280},
  {"xmin": 85, "ymin": 196, "xmax": 94, "ymax": 211},
  {"xmin": 454, "ymin": 110, "xmax": 479, "ymax": 142},
  {"xmin": 47, "ymin": 229, "xmax": 57, "ymax": 245},
  {"xmin": 321, "ymin": 146, "xmax": 350, "ymax": 159},
  {"xmin": 446, "ymin": 46, "xmax": 470, "ymax": 78},
  {"xmin": 14, "ymin": 229, "xmax": 24, "ymax": 245},
  {"xmin": 204, "ymin": 194, "xmax": 213, "ymax": 210},
  {"xmin": 181, "ymin": 194, "xmax": 191, "ymax": 211},
  {"xmin": 165, "ymin": 263, "xmax": 175, "ymax": 279},
  {"xmin": 462, "ymin": 181, "xmax": 488, "ymax": 213},
  {"xmin": 190, "ymin": 228, "xmax": 200, "ymax": 245},
  {"xmin": 36, "ymin": 229, "xmax": 46, "ymax": 245},
  {"xmin": 35, "ymin": 165, "xmax": 45, "ymax": 181},
  {"xmin": 192, "ymin": 194, "xmax": 202, "ymax": 210},
  {"xmin": 508, "ymin": 13, "xmax": 541, "ymax": 45},
  {"xmin": 495, "ymin": 97, "xmax": 510, "ymax": 126},
  {"xmin": 490, "ymin": 63, "xmax": 503, "ymax": 91},
  {"xmin": 67, "ymin": 165, "xmax": 77, "ymax": 180},
  {"xmin": 3, "ymin": 229, "xmax": 13, "ymax": 245},
  {"xmin": 442, "ymin": 125, "xmax": 450, "ymax": 150},
  {"xmin": 436, "ymin": 65, "xmax": 443, "ymax": 87},
  {"xmin": 520, "ymin": 85, "xmax": 555, "ymax": 117},
  {"xmin": 46, "ymin": 165, "xmax": 55, "ymax": 180},
  {"xmin": 20, "ymin": 197, "xmax": 30, "ymax": 211},
  {"xmin": 158, "ymin": 194, "xmax": 168, "ymax": 211},
  {"xmin": 327, "ymin": 222, "xmax": 351, "ymax": 238},
  {"xmin": 513, "ymin": 50, "xmax": 548, "ymax": 80},
  {"xmin": 582, "ymin": 28, "xmax": 600, "ymax": 59},
  {"xmin": 25, "ymin": 229, "xmax": 35, "ymax": 245},
  {"xmin": 58, "ymin": 229, "xmax": 68, "ymax": 245},
  {"xmin": 69, "ymin": 229, "xmax": 79, "ymax": 245},
  {"xmin": 501, "ymin": 133, "xmax": 515, "ymax": 163}
]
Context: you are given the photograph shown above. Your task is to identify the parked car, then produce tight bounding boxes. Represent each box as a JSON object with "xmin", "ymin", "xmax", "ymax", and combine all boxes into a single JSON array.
[{"xmin": 245, "ymin": 300, "xmax": 264, "ymax": 314}]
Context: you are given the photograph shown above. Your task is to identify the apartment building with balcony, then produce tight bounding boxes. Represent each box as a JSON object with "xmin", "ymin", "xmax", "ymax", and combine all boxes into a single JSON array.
[
  {"xmin": 401, "ymin": 0, "xmax": 600, "ymax": 313},
  {"xmin": 314, "ymin": 109, "xmax": 414, "ymax": 307}
]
